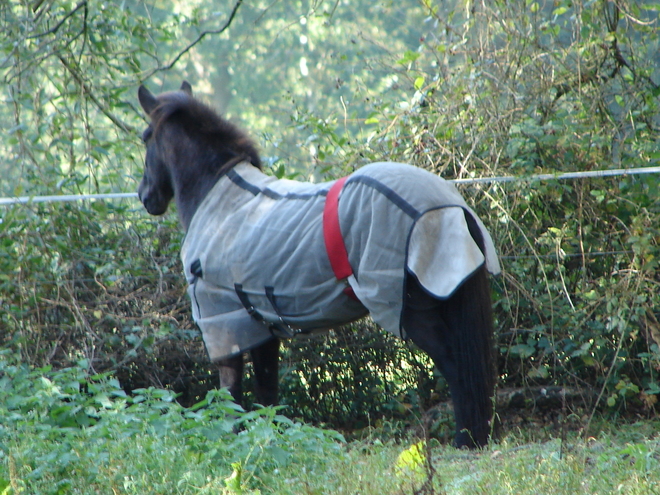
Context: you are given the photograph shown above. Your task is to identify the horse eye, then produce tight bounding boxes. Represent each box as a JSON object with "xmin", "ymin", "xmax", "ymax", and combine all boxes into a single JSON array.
[{"xmin": 142, "ymin": 127, "xmax": 153, "ymax": 143}]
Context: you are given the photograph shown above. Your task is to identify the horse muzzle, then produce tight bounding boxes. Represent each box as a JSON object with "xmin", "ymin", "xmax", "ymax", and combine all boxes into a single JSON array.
[{"xmin": 138, "ymin": 185, "xmax": 169, "ymax": 216}]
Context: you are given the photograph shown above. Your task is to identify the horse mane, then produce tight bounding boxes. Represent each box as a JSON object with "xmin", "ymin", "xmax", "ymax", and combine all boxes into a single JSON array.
[{"xmin": 150, "ymin": 92, "xmax": 262, "ymax": 172}]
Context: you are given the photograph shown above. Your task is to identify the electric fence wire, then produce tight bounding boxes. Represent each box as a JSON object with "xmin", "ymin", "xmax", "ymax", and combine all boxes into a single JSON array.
[
  {"xmin": 1, "ymin": 165, "xmax": 657, "ymax": 287},
  {"xmin": 1, "ymin": 166, "xmax": 659, "ymax": 206}
]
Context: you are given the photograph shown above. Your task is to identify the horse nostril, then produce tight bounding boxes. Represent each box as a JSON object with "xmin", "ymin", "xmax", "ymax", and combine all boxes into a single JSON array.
[{"xmin": 138, "ymin": 181, "xmax": 148, "ymax": 202}]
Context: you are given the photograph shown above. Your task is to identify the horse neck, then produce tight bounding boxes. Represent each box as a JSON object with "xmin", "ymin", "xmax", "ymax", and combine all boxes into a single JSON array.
[
  {"xmin": 172, "ymin": 155, "xmax": 243, "ymax": 231},
  {"xmin": 174, "ymin": 177, "xmax": 214, "ymax": 232}
]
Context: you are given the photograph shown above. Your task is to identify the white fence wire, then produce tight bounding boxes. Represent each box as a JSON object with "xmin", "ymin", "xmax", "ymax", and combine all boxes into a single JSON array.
[{"xmin": 1, "ymin": 166, "xmax": 659, "ymax": 206}]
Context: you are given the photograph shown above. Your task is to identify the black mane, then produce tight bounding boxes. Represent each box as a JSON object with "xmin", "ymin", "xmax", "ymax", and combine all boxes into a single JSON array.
[{"xmin": 150, "ymin": 93, "xmax": 262, "ymax": 171}]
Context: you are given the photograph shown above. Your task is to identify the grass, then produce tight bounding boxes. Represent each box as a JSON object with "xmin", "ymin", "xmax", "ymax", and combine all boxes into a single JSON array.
[
  {"xmin": 1, "ymin": 351, "xmax": 659, "ymax": 494},
  {"xmin": 258, "ymin": 426, "xmax": 660, "ymax": 494}
]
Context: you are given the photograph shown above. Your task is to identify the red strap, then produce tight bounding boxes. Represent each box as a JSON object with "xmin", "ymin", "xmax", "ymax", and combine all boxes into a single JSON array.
[{"xmin": 323, "ymin": 177, "xmax": 358, "ymax": 300}]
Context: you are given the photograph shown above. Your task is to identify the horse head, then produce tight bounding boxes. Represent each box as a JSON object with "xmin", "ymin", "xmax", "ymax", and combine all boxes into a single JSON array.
[
  {"xmin": 137, "ymin": 81, "xmax": 193, "ymax": 216},
  {"xmin": 137, "ymin": 81, "xmax": 262, "ymax": 228}
]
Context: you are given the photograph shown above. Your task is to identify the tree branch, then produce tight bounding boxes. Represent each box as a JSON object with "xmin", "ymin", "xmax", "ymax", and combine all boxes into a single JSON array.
[
  {"xmin": 145, "ymin": 0, "xmax": 243, "ymax": 79},
  {"xmin": 58, "ymin": 55, "xmax": 137, "ymax": 134},
  {"xmin": 27, "ymin": 1, "xmax": 87, "ymax": 40}
]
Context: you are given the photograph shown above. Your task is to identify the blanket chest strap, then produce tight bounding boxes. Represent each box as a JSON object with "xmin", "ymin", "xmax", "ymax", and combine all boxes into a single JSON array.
[{"xmin": 323, "ymin": 177, "xmax": 358, "ymax": 301}]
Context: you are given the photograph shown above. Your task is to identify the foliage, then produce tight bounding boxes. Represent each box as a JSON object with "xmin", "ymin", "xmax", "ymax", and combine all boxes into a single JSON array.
[
  {"xmin": 0, "ymin": 350, "xmax": 344, "ymax": 494},
  {"xmin": 279, "ymin": 323, "xmax": 438, "ymax": 429},
  {"xmin": 2, "ymin": 351, "xmax": 660, "ymax": 494},
  {"xmin": 0, "ymin": 198, "xmax": 208, "ymax": 394},
  {"xmin": 1, "ymin": 0, "xmax": 660, "ymax": 431}
]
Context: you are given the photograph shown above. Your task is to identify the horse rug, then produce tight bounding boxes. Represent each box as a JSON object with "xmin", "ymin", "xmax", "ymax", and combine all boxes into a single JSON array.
[{"xmin": 181, "ymin": 161, "xmax": 501, "ymax": 362}]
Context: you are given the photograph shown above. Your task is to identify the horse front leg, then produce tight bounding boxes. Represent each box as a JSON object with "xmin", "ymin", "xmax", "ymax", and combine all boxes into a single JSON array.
[
  {"xmin": 250, "ymin": 337, "xmax": 280, "ymax": 406},
  {"xmin": 218, "ymin": 354, "xmax": 244, "ymax": 405}
]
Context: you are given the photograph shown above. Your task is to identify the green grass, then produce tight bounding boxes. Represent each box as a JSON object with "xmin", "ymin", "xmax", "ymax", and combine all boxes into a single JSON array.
[{"xmin": 1, "ymin": 351, "xmax": 659, "ymax": 494}]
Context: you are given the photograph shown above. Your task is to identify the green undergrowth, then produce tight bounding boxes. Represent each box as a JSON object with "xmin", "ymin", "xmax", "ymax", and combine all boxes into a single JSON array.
[
  {"xmin": 0, "ymin": 350, "xmax": 343, "ymax": 494},
  {"xmin": 2, "ymin": 351, "xmax": 660, "ymax": 495}
]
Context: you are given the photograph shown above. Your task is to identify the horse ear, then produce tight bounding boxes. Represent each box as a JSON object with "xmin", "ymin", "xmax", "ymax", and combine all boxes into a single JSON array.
[
  {"xmin": 138, "ymin": 85, "xmax": 159, "ymax": 115},
  {"xmin": 180, "ymin": 81, "xmax": 193, "ymax": 96}
]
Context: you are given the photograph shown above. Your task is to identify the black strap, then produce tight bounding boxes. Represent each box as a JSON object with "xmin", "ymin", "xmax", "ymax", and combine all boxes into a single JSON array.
[
  {"xmin": 264, "ymin": 287, "xmax": 298, "ymax": 338},
  {"xmin": 234, "ymin": 284, "xmax": 298, "ymax": 339},
  {"xmin": 190, "ymin": 259, "xmax": 203, "ymax": 279},
  {"xmin": 234, "ymin": 283, "xmax": 263, "ymax": 321}
]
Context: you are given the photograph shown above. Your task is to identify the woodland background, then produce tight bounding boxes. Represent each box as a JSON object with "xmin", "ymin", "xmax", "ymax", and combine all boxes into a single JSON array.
[{"xmin": 1, "ymin": 0, "xmax": 660, "ymax": 437}]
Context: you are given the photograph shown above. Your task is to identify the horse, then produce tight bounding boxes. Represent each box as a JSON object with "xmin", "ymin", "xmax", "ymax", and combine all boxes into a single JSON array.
[{"xmin": 137, "ymin": 81, "xmax": 501, "ymax": 448}]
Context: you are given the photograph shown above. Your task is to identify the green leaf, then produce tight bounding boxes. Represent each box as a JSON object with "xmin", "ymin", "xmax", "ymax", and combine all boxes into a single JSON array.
[
  {"xmin": 0, "ymin": 477, "xmax": 11, "ymax": 495},
  {"xmin": 395, "ymin": 441, "xmax": 426, "ymax": 481},
  {"xmin": 527, "ymin": 365, "xmax": 550, "ymax": 379},
  {"xmin": 397, "ymin": 50, "xmax": 421, "ymax": 66},
  {"xmin": 224, "ymin": 462, "xmax": 244, "ymax": 493},
  {"xmin": 274, "ymin": 164, "xmax": 286, "ymax": 179},
  {"xmin": 510, "ymin": 344, "xmax": 536, "ymax": 359}
]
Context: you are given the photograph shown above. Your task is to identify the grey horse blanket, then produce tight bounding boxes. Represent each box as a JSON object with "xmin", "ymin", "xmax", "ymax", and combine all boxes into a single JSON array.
[{"xmin": 181, "ymin": 161, "xmax": 500, "ymax": 361}]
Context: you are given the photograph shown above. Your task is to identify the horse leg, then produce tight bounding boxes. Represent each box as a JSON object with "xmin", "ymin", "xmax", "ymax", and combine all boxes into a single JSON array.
[
  {"xmin": 218, "ymin": 354, "xmax": 244, "ymax": 405},
  {"xmin": 402, "ymin": 267, "xmax": 495, "ymax": 449},
  {"xmin": 250, "ymin": 337, "xmax": 280, "ymax": 406}
]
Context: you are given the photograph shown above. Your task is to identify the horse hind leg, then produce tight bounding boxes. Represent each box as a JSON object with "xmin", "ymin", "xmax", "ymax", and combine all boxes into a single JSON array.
[
  {"xmin": 250, "ymin": 337, "xmax": 280, "ymax": 406},
  {"xmin": 218, "ymin": 354, "xmax": 244, "ymax": 405},
  {"xmin": 217, "ymin": 338, "xmax": 280, "ymax": 408},
  {"xmin": 402, "ymin": 266, "xmax": 496, "ymax": 449}
]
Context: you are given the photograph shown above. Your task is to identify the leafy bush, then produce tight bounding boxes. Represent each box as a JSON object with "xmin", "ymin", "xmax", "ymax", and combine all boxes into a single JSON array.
[
  {"xmin": 0, "ymin": 350, "xmax": 344, "ymax": 494},
  {"xmin": 3, "ymin": 350, "xmax": 660, "ymax": 494}
]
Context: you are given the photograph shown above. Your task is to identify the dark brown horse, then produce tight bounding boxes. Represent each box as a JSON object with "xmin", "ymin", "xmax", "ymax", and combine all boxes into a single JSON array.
[{"xmin": 137, "ymin": 81, "xmax": 499, "ymax": 448}]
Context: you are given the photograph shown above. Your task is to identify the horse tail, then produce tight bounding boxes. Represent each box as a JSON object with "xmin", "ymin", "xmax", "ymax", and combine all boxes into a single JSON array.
[
  {"xmin": 442, "ymin": 260, "xmax": 496, "ymax": 447},
  {"xmin": 441, "ymin": 212, "xmax": 496, "ymax": 447}
]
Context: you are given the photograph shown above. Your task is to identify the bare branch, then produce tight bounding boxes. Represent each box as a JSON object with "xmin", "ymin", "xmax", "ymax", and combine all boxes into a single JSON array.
[
  {"xmin": 27, "ymin": 1, "xmax": 87, "ymax": 40},
  {"xmin": 145, "ymin": 0, "xmax": 243, "ymax": 79}
]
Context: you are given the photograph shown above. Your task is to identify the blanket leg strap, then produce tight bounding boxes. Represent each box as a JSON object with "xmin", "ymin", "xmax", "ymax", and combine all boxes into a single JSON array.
[
  {"xmin": 323, "ymin": 176, "xmax": 359, "ymax": 302},
  {"xmin": 234, "ymin": 283, "xmax": 297, "ymax": 339}
]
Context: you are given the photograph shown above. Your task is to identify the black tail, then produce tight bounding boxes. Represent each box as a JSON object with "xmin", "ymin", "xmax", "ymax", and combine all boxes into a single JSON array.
[
  {"xmin": 438, "ymin": 262, "xmax": 495, "ymax": 448},
  {"xmin": 403, "ymin": 212, "xmax": 496, "ymax": 448}
]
